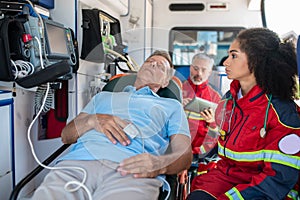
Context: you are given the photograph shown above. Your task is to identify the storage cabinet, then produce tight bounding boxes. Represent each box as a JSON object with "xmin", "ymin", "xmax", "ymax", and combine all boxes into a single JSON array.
[{"xmin": 0, "ymin": 91, "xmax": 14, "ymax": 200}]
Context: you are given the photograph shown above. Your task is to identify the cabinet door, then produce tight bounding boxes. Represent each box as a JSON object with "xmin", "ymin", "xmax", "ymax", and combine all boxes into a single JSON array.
[
  {"xmin": 0, "ymin": 172, "xmax": 13, "ymax": 200},
  {"xmin": 0, "ymin": 92, "xmax": 13, "ymax": 199},
  {"xmin": 0, "ymin": 104, "xmax": 12, "ymax": 175}
]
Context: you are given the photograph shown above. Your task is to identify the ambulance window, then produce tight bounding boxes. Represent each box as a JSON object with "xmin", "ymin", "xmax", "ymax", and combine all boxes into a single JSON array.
[
  {"xmin": 264, "ymin": 0, "xmax": 300, "ymax": 36},
  {"xmin": 169, "ymin": 27, "xmax": 243, "ymax": 66}
]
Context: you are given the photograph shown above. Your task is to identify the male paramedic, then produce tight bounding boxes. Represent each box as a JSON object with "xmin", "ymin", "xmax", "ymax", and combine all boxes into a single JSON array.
[
  {"xmin": 182, "ymin": 53, "xmax": 221, "ymax": 156},
  {"xmin": 30, "ymin": 50, "xmax": 192, "ymax": 200}
]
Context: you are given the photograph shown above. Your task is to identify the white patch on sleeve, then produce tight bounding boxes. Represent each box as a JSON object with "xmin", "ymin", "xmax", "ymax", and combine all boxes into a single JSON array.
[{"xmin": 278, "ymin": 134, "xmax": 300, "ymax": 155}]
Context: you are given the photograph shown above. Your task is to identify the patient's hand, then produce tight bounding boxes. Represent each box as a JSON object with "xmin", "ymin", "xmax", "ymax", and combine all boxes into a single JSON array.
[
  {"xmin": 117, "ymin": 153, "xmax": 162, "ymax": 178},
  {"xmin": 93, "ymin": 114, "xmax": 131, "ymax": 146}
]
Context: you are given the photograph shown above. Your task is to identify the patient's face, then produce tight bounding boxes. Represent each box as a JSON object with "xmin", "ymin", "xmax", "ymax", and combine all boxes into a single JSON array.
[{"xmin": 137, "ymin": 55, "xmax": 171, "ymax": 88}]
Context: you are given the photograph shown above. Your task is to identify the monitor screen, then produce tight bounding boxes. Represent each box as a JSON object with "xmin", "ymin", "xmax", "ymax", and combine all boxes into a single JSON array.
[{"xmin": 44, "ymin": 20, "xmax": 69, "ymax": 59}]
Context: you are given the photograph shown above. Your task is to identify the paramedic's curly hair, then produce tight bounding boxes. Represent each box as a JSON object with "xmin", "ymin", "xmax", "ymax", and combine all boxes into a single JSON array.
[{"xmin": 236, "ymin": 27, "xmax": 298, "ymax": 100}]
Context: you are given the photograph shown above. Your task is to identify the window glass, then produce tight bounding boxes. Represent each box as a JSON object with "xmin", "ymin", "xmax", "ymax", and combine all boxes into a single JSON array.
[
  {"xmin": 169, "ymin": 27, "xmax": 243, "ymax": 93},
  {"xmin": 169, "ymin": 28, "xmax": 243, "ymax": 66},
  {"xmin": 265, "ymin": 0, "xmax": 300, "ymax": 36}
]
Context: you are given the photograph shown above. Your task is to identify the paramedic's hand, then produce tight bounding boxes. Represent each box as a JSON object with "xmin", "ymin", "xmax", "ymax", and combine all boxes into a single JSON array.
[
  {"xmin": 93, "ymin": 114, "xmax": 131, "ymax": 146},
  {"xmin": 200, "ymin": 108, "xmax": 215, "ymax": 123},
  {"xmin": 182, "ymin": 98, "xmax": 192, "ymax": 107},
  {"xmin": 117, "ymin": 153, "xmax": 162, "ymax": 178}
]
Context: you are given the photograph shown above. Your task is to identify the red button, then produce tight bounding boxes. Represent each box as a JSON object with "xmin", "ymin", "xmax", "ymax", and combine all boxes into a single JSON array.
[{"xmin": 22, "ymin": 34, "xmax": 32, "ymax": 43}]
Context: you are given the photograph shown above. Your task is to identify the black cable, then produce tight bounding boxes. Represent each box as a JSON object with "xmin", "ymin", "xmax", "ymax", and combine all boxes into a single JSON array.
[{"xmin": 260, "ymin": 0, "xmax": 267, "ymax": 28}]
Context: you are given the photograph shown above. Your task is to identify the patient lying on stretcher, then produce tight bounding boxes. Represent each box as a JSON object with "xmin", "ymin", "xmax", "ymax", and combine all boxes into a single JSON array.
[{"xmin": 30, "ymin": 50, "xmax": 192, "ymax": 200}]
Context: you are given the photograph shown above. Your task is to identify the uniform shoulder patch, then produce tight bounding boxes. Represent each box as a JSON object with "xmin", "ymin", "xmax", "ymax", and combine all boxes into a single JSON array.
[{"xmin": 278, "ymin": 134, "xmax": 300, "ymax": 155}]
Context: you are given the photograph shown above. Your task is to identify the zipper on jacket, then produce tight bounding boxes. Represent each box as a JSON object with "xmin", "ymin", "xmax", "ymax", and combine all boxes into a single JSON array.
[
  {"xmin": 223, "ymin": 115, "xmax": 237, "ymax": 157},
  {"xmin": 233, "ymin": 115, "xmax": 249, "ymax": 145},
  {"xmin": 223, "ymin": 101, "xmax": 243, "ymax": 156}
]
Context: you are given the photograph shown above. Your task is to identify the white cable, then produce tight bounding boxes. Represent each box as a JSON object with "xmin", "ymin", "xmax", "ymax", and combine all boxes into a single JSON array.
[
  {"xmin": 24, "ymin": 0, "xmax": 49, "ymax": 64},
  {"xmin": 34, "ymin": 84, "xmax": 53, "ymax": 113},
  {"xmin": 33, "ymin": 36, "xmax": 44, "ymax": 69},
  {"xmin": 15, "ymin": 60, "xmax": 35, "ymax": 75},
  {"xmin": 27, "ymin": 82, "xmax": 92, "ymax": 199},
  {"xmin": 10, "ymin": 60, "xmax": 19, "ymax": 80},
  {"xmin": 157, "ymin": 176, "xmax": 171, "ymax": 200},
  {"xmin": 105, "ymin": 48, "xmax": 137, "ymax": 71},
  {"xmin": 24, "ymin": 1, "xmax": 91, "ymax": 198},
  {"xmin": 11, "ymin": 60, "xmax": 35, "ymax": 79},
  {"xmin": 126, "ymin": 54, "xmax": 140, "ymax": 71}
]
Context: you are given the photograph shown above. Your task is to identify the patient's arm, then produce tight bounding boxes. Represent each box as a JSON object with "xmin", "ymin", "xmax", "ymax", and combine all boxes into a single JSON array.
[
  {"xmin": 61, "ymin": 113, "xmax": 90, "ymax": 144},
  {"xmin": 162, "ymin": 134, "xmax": 193, "ymax": 174},
  {"xmin": 61, "ymin": 113, "xmax": 130, "ymax": 145},
  {"xmin": 118, "ymin": 134, "xmax": 192, "ymax": 178}
]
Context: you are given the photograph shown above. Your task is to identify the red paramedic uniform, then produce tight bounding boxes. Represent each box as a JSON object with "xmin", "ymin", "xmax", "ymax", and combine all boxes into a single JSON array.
[
  {"xmin": 191, "ymin": 80, "xmax": 300, "ymax": 200},
  {"xmin": 182, "ymin": 78, "xmax": 221, "ymax": 155}
]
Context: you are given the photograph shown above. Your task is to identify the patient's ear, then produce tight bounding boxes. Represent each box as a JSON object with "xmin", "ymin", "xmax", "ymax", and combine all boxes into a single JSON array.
[
  {"xmin": 161, "ymin": 68, "xmax": 175, "ymax": 88},
  {"xmin": 161, "ymin": 79, "xmax": 169, "ymax": 88}
]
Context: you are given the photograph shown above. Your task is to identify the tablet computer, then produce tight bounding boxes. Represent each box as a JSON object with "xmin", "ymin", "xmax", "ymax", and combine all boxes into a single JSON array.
[{"xmin": 184, "ymin": 97, "xmax": 218, "ymax": 113}]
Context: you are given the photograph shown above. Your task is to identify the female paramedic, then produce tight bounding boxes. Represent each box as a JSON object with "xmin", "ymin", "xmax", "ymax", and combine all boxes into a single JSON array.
[{"xmin": 187, "ymin": 27, "xmax": 300, "ymax": 200}]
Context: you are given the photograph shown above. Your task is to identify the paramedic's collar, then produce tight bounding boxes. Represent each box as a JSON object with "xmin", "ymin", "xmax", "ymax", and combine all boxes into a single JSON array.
[{"xmin": 123, "ymin": 85, "xmax": 160, "ymax": 97}]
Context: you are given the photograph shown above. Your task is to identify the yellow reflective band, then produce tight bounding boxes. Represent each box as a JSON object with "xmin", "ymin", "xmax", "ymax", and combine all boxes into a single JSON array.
[
  {"xmin": 185, "ymin": 110, "xmax": 204, "ymax": 120},
  {"xmin": 199, "ymin": 145, "xmax": 206, "ymax": 154},
  {"xmin": 225, "ymin": 187, "xmax": 244, "ymax": 200},
  {"xmin": 197, "ymin": 170, "xmax": 208, "ymax": 175},
  {"xmin": 218, "ymin": 142, "xmax": 300, "ymax": 170},
  {"xmin": 287, "ymin": 189, "xmax": 299, "ymax": 200}
]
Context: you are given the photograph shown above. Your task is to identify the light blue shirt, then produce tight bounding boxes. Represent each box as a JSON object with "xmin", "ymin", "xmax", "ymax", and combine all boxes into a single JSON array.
[{"xmin": 59, "ymin": 85, "xmax": 190, "ymax": 163}]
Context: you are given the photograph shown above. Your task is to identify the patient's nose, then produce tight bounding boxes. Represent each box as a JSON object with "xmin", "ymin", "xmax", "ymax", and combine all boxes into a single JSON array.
[{"xmin": 151, "ymin": 61, "xmax": 157, "ymax": 67}]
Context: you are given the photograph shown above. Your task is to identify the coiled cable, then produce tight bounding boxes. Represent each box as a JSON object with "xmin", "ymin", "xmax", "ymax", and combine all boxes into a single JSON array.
[
  {"xmin": 34, "ymin": 84, "xmax": 54, "ymax": 113},
  {"xmin": 11, "ymin": 59, "xmax": 35, "ymax": 79},
  {"xmin": 28, "ymin": 83, "xmax": 92, "ymax": 199}
]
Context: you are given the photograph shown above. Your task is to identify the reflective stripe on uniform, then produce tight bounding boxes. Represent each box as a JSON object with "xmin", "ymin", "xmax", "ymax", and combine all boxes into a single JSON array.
[
  {"xmin": 287, "ymin": 189, "xmax": 299, "ymax": 200},
  {"xmin": 218, "ymin": 142, "xmax": 300, "ymax": 170},
  {"xmin": 225, "ymin": 187, "xmax": 244, "ymax": 200},
  {"xmin": 185, "ymin": 110, "xmax": 204, "ymax": 120},
  {"xmin": 199, "ymin": 145, "xmax": 206, "ymax": 154}
]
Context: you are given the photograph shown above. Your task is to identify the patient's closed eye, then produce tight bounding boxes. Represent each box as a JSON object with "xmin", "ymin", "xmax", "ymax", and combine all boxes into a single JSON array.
[{"xmin": 146, "ymin": 59, "xmax": 167, "ymax": 72}]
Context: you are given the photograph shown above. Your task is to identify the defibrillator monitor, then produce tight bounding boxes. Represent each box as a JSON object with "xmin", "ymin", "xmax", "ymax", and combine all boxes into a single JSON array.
[{"xmin": 44, "ymin": 19, "xmax": 71, "ymax": 60}]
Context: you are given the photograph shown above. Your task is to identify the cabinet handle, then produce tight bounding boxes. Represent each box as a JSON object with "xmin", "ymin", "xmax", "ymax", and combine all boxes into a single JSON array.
[{"xmin": 0, "ymin": 170, "xmax": 11, "ymax": 178}]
